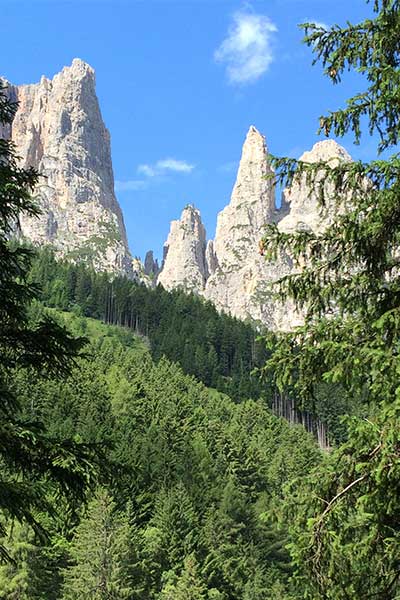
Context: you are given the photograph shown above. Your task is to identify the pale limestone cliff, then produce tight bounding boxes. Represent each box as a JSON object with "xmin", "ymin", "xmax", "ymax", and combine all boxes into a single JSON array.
[
  {"xmin": 157, "ymin": 129, "xmax": 351, "ymax": 330},
  {"xmin": 3, "ymin": 59, "xmax": 134, "ymax": 275},
  {"xmin": 157, "ymin": 205, "xmax": 208, "ymax": 293},
  {"xmin": 204, "ymin": 125, "xmax": 291, "ymax": 328},
  {"xmin": 278, "ymin": 140, "xmax": 352, "ymax": 235},
  {"xmin": 211, "ymin": 125, "xmax": 275, "ymax": 269}
]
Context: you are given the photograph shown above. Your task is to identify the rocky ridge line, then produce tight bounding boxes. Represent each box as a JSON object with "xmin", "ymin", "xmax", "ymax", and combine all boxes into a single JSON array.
[{"xmin": 155, "ymin": 127, "xmax": 352, "ymax": 330}]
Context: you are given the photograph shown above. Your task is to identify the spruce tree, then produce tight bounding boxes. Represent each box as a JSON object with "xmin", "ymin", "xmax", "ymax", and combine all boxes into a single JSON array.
[
  {"xmin": 259, "ymin": 1, "xmax": 400, "ymax": 597},
  {"xmin": 0, "ymin": 85, "xmax": 98, "ymax": 560},
  {"xmin": 62, "ymin": 489, "xmax": 133, "ymax": 600},
  {"xmin": 160, "ymin": 554, "xmax": 208, "ymax": 600}
]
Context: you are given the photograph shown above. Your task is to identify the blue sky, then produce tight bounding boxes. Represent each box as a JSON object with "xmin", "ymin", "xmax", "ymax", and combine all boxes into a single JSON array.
[{"xmin": 3, "ymin": 0, "xmax": 374, "ymax": 261}]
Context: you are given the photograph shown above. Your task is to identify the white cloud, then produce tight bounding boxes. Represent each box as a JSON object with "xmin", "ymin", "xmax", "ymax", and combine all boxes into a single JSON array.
[
  {"xmin": 215, "ymin": 10, "xmax": 277, "ymax": 85},
  {"xmin": 137, "ymin": 164, "xmax": 157, "ymax": 177},
  {"xmin": 115, "ymin": 179, "xmax": 147, "ymax": 192},
  {"xmin": 157, "ymin": 158, "xmax": 194, "ymax": 173},
  {"xmin": 138, "ymin": 158, "xmax": 195, "ymax": 177}
]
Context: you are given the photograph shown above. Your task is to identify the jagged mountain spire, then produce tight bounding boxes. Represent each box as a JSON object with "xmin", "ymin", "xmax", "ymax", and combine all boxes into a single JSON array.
[
  {"xmin": 213, "ymin": 125, "xmax": 275, "ymax": 268},
  {"xmin": 204, "ymin": 126, "xmax": 279, "ymax": 325},
  {"xmin": 3, "ymin": 58, "xmax": 134, "ymax": 275},
  {"xmin": 157, "ymin": 204, "xmax": 208, "ymax": 293},
  {"xmin": 279, "ymin": 139, "xmax": 352, "ymax": 234}
]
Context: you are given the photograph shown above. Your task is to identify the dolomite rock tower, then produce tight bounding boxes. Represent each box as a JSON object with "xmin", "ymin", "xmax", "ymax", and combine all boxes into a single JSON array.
[
  {"xmin": 2, "ymin": 59, "xmax": 134, "ymax": 275},
  {"xmin": 157, "ymin": 204, "xmax": 208, "ymax": 294},
  {"xmin": 204, "ymin": 125, "xmax": 290, "ymax": 327},
  {"xmin": 278, "ymin": 139, "xmax": 352, "ymax": 234},
  {"xmin": 156, "ymin": 127, "xmax": 352, "ymax": 330}
]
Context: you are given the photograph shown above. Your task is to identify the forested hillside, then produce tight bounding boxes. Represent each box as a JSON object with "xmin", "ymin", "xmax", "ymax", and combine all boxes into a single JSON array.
[
  {"xmin": 29, "ymin": 249, "xmax": 269, "ymax": 402},
  {"xmin": 3, "ymin": 1, "xmax": 400, "ymax": 598},
  {"xmin": 28, "ymin": 250, "xmax": 355, "ymax": 445},
  {"xmin": 0, "ymin": 310, "xmax": 321, "ymax": 599}
]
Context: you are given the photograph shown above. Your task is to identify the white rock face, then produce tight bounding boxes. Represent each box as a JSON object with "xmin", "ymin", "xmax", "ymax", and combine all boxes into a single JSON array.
[
  {"xmin": 204, "ymin": 126, "xmax": 290, "ymax": 327},
  {"xmin": 212, "ymin": 125, "xmax": 275, "ymax": 266},
  {"xmin": 157, "ymin": 205, "xmax": 208, "ymax": 293},
  {"xmin": 3, "ymin": 59, "xmax": 134, "ymax": 275},
  {"xmin": 157, "ymin": 129, "xmax": 352, "ymax": 330},
  {"xmin": 279, "ymin": 140, "xmax": 352, "ymax": 235}
]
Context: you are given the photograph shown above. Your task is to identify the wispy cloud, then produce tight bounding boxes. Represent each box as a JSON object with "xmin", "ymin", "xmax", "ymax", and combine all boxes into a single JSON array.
[
  {"xmin": 214, "ymin": 9, "xmax": 277, "ymax": 85},
  {"xmin": 137, "ymin": 165, "xmax": 157, "ymax": 177},
  {"xmin": 138, "ymin": 158, "xmax": 195, "ymax": 178},
  {"xmin": 115, "ymin": 179, "xmax": 147, "ymax": 192}
]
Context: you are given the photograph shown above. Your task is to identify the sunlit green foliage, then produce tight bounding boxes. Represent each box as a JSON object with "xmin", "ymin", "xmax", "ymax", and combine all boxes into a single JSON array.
[
  {"xmin": 5, "ymin": 310, "xmax": 320, "ymax": 598},
  {"xmin": 29, "ymin": 248, "xmax": 269, "ymax": 401}
]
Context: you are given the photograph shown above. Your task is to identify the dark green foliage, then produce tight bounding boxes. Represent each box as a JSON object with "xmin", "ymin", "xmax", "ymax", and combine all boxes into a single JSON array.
[
  {"xmin": 0, "ymin": 85, "xmax": 99, "ymax": 561},
  {"xmin": 62, "ymin": 488, "xmax": 133, "ymax": 600},
  {"xmin": 6, "ymin": 312, "xmax": 320, "ymax": 598},
  {"xmin": 285, "ymin": 403, "xmax": 400, "ymax": 599},
  {"xmin": 259, "ymin": 1, "xmax": 400, "ymax": 597}
]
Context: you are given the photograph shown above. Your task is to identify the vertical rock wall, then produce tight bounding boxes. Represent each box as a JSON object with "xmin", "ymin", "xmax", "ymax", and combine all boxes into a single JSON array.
[
  {"xmin": 157, "ymin": 205, "xmax": 208, "ymax": 294},
  {"xmin": 2, "ymin": 59, "xmax": 134, "ymax": 275}
]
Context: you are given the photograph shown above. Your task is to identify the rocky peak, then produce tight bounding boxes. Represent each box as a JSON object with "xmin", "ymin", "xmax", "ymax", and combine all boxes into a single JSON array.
[
  {"xmin": 156, "ymin": 131, "xmax": 353, "ymax": 330},
  {"xmin": 204, "ymin": 126, "xmax": 278, "ymax": 324},
  {"xmin": 157, "ymin": 205, "xmax": 208, "ymax": 293},
  {"xmin": 144, "ymin": 250, "xmax": 160, "ymax": 278},
  {"xmin": 300, "ymin": 139, "xmax": 352, "ymax": 164},
  {"xmin": 230, "ymin": 125, "xmax": 275, "ymax": 210},
  {"xmin": 278, "ymin": 139, "xmax": 352, "ymax": 234},
  {"xmin": 212, "ymin": 126, "xmax": 274, "ymax": 267},
  {"xmin": 2, "ymin": 59, "xmax": 135, "ymax": 276}
]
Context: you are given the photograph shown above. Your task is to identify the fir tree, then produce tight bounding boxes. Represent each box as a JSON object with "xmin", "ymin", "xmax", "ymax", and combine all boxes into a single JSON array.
[
  {"xmin": 259, "ymin": 1, "xmax": 400, "ymax": 597},
  {"xmin": 0, "ymin": 84, "xmax": 98, "ymax": 560},
  {"xmin": 160, "ymin": 554, "xmax": 208, "ymax": 600}
]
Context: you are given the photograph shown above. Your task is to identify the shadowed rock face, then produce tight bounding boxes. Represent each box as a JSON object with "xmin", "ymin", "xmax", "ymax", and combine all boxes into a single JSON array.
[
  {"xmin": 2, "ymin": 59, "xmax": 135, "ymax": 276},
  {"xmin": 157, "ymin": 128, "xmax": 351, "ymax": 330},
  {"xmin": 144, "ymin": 250, "xmax": 160, "ymax": 278}
]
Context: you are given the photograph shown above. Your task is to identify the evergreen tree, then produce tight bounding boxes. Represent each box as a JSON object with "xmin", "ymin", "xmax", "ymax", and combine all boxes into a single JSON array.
[
  {"xmin": 150, "ymin": 483, "xmax": 198, "ymax": 569},
  {"xmin": 0, "ymin": 522, "xmax": 36, "ymax": 600},
  {"xmin": 160, "ymin": 554, "xmax": 208, "ymax": 600},
  {"xmin": 62, "ymin": 488, "xmax": 133, "ymax": 600},
  {"xmin": 0, "ymin": 307, "xmax": 320, "ymax": 597},
  {"xmin": 0, "ymin": 520, "xmax": 64, "ymax": 600},
  {"xmin": 0, "ymin": 85, "xmax": 98, "ymax": 560},
  {"xmin": 259, "ymin": 1, "xmax": 400, "ymax": 597}
]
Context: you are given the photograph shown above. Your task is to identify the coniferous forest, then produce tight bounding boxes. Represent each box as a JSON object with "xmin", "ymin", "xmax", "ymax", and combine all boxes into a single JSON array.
[
  {"xmin": 2, "ymin": 1, "xmax": 400, "ymax": 599},
  {"xmin": 29, "ymin": 248, "xmax": 269, "ymax": 403}
]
